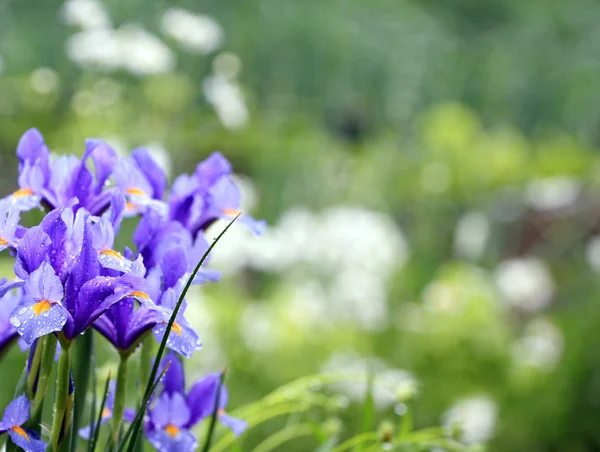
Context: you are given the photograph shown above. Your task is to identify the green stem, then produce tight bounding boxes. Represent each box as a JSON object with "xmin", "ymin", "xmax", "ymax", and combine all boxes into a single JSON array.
[
  {"xmin": 70, "ymin": 331, "xmax": 94, "ymax": 451},
  {"xmin": 139, "ymin": 337, "xmax": 154, "ymax": 402},
  {"xmin": 26, "ymin": 337, "xmax": 45, "ymax": 399},
  {"xmin": 51, "ymin": 343, "xmax": 71, "ymax": 451},
  {"xmin": 112, "ymin": 354, "xmax": 129, "ymax": 446},
  {"xmin": 32, "ymin": 334, "xmax": 57, "ymax": 415}
]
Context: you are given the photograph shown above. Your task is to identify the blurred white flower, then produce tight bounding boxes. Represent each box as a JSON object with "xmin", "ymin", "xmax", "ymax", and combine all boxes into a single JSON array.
[
  {"xmin": 239, "ymin": 303, "xmax": 276, "ymax": 351},
  {"xmin": 443, "ymin": 396, "xmax": 497, "ymax": 445},
  {"xmin": 203, "ymin": 75, "xmax": 248, "ymax": 129},
  {"xmin": 66, "ymin": 26, "xmax": 175, "ymax": 75},
  {"xmin": 495, "ymin": 257, "xmax": 554, "ymax": 311},
  {"xmin": 161, "ymin": 8, "xmax": 223, "ymax": 54},
  {"xmin": 66, "ymin": 29, "xmax": 121, "ymax": 71},
  {"xmin": 209, "ymin": 206, "xmax": 408, "ymax": 330},
  {"xmin": 118, "ymin": 25, "xmax": 175, "ymax": 76},
  {"xmin": 512, "ymin": 318, "xmax": 563, "ymax": 371},
  {"xmin": 322, "ymin": 351, "xmax": 417, "ymax": 408},
  {"xmin": 62, "ymin": 0, "xmax": 111, "ymax": 30},
  {"xmin": 526, "ymin": 177, "xmax": 581, "ymax": 211},
  {"xmin": 453, "ymin": 211, "xmax": 489, "ymax": 260},
  {"xmin": 586, "ymin": 236, "xmax": 600, "ymax": 272},
  {"xmin": 30, "ymin": 68, "xmax": 59, "ymax": 94}
]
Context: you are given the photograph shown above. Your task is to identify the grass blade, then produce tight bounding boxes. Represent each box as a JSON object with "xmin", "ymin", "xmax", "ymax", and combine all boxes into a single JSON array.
[
  {"xmin": 88, "ymin": 372, "xmax": 111, "ymax": 452},
  {"xmin": 124, "ymin": 214, "xmax": 240, "ymax": 451},
  {"xmin": 201, "ymin": 369, "xmax": 226, "ymax": 452},
  {"xmin": 120, "ymin": 362, "xmax": 171, "ymax": 451}
]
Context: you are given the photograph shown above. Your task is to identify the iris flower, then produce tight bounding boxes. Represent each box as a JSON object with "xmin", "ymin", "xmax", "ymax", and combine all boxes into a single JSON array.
[
  {"xmin": 145, "ymin": 353, "xmax": 246, "ymax": 452},
  {"xmin": 0, "ymin": 395, "xmax": 46, "ymax": 452},
  {"xmin": 169, "ymin": 152, "xmax": 265, "ymax": 237}
]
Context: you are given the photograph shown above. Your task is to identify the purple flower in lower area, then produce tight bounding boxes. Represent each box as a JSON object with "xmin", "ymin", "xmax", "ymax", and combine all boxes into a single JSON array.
[
  {"xmin": 78, "ymin": 383, "xmax": 135, "ymax": 440},
  {"xmin": 0, "ymin": 395, "xmax": 46, "ymax": 452},
  {"xmin": 169, "ymin": 152, "xmax": 265, "ymax": 237},
  {"xmin": 144, "ymin": 353, "xmax": 247, "ymax": 452}
]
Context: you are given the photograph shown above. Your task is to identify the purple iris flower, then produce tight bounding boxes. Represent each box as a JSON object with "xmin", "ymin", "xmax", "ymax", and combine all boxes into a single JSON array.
[
  {"xmin": 169, "ymin": 152, "xmax": 265, "ymax": 237},
  {"xmin": 112, "ymin": 148, "xmax": 168, "ymax": 218},
  {"xmin": 145, "ymin": 353, "xmax": 246, "ymax": 452},
  {"xmin": 134, "ymin": 211, "xmax": 221, "ymax": 285},
  {"xmin": 0, "ymin": 282, "xmax": 22, "ymax": 355},
  {"xmin": 5, "ymin": 129, "xmax": 118, "ymax": 215},
  {"xmin": 0, "ymin": 395, "xmax": 46, "ymax": 452},
  {"xmin": 78, "ymin": 383, "xmax": 135, "ymax": 440},
  {"xmin": 0, "ymin": 200, "xmax": 22, "ymax": 251},
  {"xmin": 8, "ymin": 205, "xmax": 152, "ymax": 345}
]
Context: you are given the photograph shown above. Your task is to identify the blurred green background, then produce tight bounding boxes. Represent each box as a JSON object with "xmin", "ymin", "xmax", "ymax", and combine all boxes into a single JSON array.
[{"xmin": 3, "ymin": 0, "xmax": 600, "ymax": 450}]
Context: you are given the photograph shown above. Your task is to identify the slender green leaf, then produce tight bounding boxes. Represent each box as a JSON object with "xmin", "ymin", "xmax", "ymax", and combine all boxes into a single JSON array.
[
  {"xmin": 124, "ymin": 214, "xmax": 240, "ymax": 451},
  {"xmin": 87, "ymin": 373, "xmax": 111, "ymax": 452},
  {"xmin": 86, "ymin": 356, "xmax": 98, "ymax": 452},
  {"xmin": 201, "ymin": 370, "xmax": 226, "ymax": 452},
  {"xmin": 358, "ymin": 369, "xmax": 375, "ymax": 451}
]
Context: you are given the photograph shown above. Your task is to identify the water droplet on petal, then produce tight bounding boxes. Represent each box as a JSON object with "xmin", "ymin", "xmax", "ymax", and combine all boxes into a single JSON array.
[
  {"xmin": 18, "ymin": 308, "xmax": 27, "ymax": 315},
  {"xmin": 10, "ymin": 318, "xmax": 21, "ymax": 327}
]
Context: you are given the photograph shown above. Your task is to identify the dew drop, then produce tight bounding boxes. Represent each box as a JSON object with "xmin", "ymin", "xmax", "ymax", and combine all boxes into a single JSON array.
[
  {"xmin": 10, "ymin": 318, "xmax": 21, "ymax": 327},
  {"xmin": 18, "ymin": 307, "xmax": 27, "ymax": 315}
]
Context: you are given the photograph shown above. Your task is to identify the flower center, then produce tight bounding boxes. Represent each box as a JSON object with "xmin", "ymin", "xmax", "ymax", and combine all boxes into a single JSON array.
[
  {"xmin": 12, "ymin": 188, "xmax": 34, "ymax": 198},
  {"xmin": 126, "ymin": 187, "xmax": 147, "ymax": 197},
  {"xmin": 100, "ymin": 249, "xmax": 123, "ymax": 260},
  {"xmin": 11, "ymin": 425, "xmax": 29, "ymax": 440},
  {"xmin": 164, "ymin": 424, "xmax": 179, "ymax": 438},
  {"xmin": 32, "ymin": 300, "xmax": 52, "ymax": 317}
]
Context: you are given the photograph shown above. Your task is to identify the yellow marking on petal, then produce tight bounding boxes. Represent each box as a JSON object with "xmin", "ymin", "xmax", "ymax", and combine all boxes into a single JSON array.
[
  {"xmin": 100, "ymin": 249, "xmax": 123, "ymax": 260},
  {"xmin": 32, "ymin": 300, "xmax": 51, "ymax": 317},
  {"xmin": 102, "ymin": 408, "xmax": 112, "ymax": 418},
  {"xmin": 0, "ymin": 238, "xmax": 8, "ymax": 245},
  {"xmin": 130, "ymin": 291, "xmax": 150, "ymax": 300},
  {"xmin": 12, "ymin": 188, "xmax": 34, "ymax": 198},
  {"xmin": 172, "ymin": 322, "xmax": 182, "ymax": 335},
  {"xmin": 222, "ymin": 208, "xmax": 241, "ymax": 216},
  {"xmin": 165, "ymin": 424, "xmax": 179, "ymax": 438},
  {"xmin": 217, "ymin": 408, "xmax": 226, "ymax": 416},
  {"xmin": 11, "ymin": 426, "xmax": 29, "ymax": 441},
  {"xmin": 126, "ymin": 187, "xmax": 147, "ymax": 197},
  {"xmin": 125, "ymin": 202, "xmax": 137, "ymax": 211}
]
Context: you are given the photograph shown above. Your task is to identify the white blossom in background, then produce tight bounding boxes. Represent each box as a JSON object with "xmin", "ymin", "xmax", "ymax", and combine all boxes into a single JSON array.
[
  {"xmin": 322, "ymin": 351, "xmax": 417, "ymax": 408},
  {"xmin": 525, "ymin": 177, "xmax": 581, "ymax": 211},
  {"xmin": 586, "ymin": 236, "xmax": 600, "ymax": 272},
  {"xmin": 512, "ymin": 318, "xmax": 563, "ymax": 371},
  {"xmin": 443, "ymin": 396, "xmax": 497, "ymax": 445},
  {"xmin": 203, "ymin": 74, "xmax": 249, "ymax": 129},
  {"xmin": 66, "ymin": 26, "xmax": 175, "ymax": 75},
  {"xmin": 209, "ymin": 206, "xmax": 408, "ymax": 330},
  {"xmin": 453, "ymin": 211, "xmax": 489, "ymax": 260},
  {"xmin": 239, "ymin": 303, "xmax": 277, "ymax": 352},
  {"xmin": 495, "ymin": 257, "xmax": 554, "ymax": 311},
  {"xmin": 66, "ymin": 29, "xmax": 121, "ymax": 71},
  {"xmin": 62, "ymin": 0, "xmax": 111, "ymax": 30},
  {"xmin": 30, "ymin": 68, "xmax": 59, "ymax": 94},
  {"xmin": 161, "ymin": 8, "xmax": 223, "ymax": 54},
  {"xmin": 118, "ymin": 25, "xmax": 175, "ymax": 76}
]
